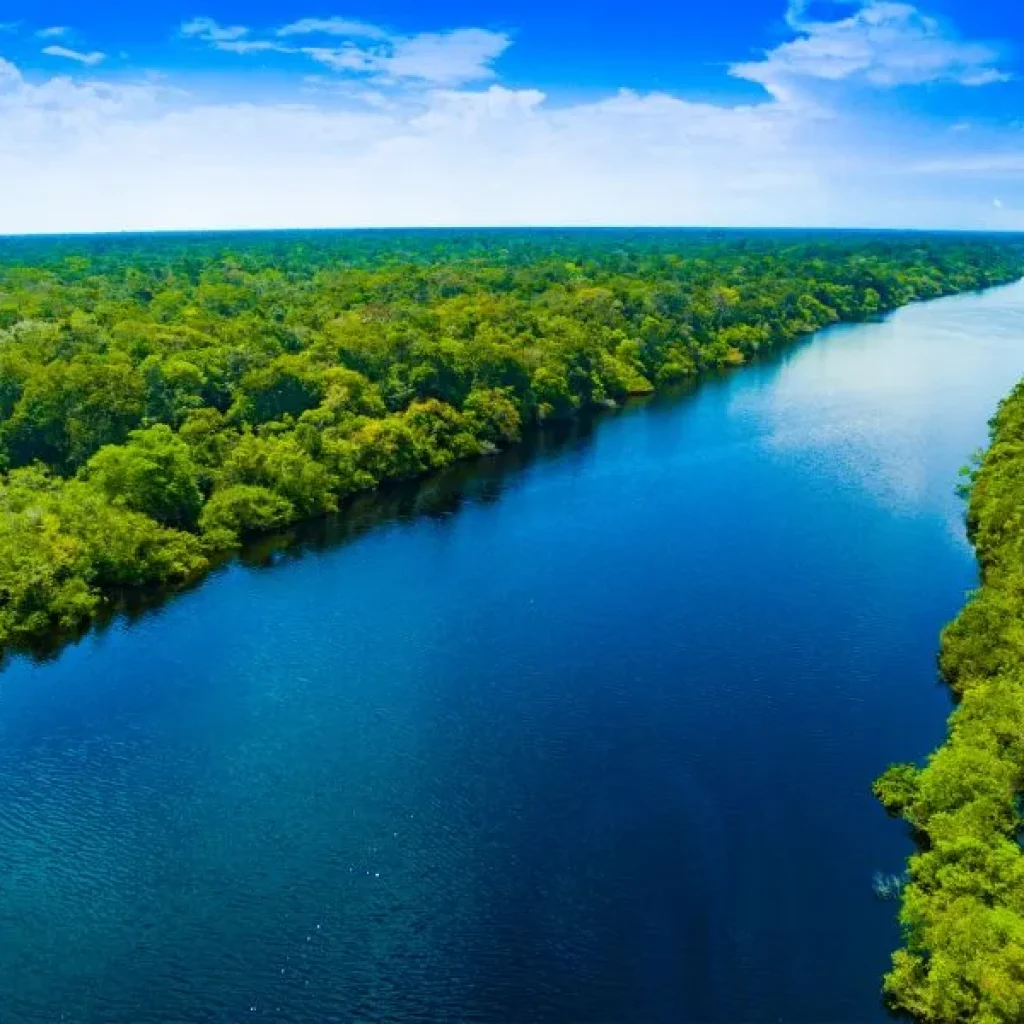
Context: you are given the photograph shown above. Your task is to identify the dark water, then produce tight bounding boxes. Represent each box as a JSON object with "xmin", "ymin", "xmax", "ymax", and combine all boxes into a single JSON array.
[{"xmin": 3, "ymin": 284, "xmax": 1024, "ymax": 1024}]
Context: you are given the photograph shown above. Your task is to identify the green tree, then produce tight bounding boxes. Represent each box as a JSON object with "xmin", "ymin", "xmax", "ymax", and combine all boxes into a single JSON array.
[{"xmin": 84, "ymin": 424, "xmax": 204, "ymax": 529}]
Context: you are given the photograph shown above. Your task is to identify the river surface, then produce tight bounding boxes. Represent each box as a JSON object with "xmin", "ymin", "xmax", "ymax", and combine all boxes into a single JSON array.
[{"xmin": 3, "ymin": 283, "xmax": 1024, "ymax": 1024}]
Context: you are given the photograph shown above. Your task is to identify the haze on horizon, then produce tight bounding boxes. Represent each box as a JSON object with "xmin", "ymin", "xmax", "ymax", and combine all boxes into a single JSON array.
[{"xmin": 1, "ymin": 0, "xmax": 1022, "ymax": 235}]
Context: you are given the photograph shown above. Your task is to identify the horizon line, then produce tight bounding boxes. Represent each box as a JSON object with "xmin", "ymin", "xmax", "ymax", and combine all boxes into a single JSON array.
[{"xmin": 3, "ymin": 224, "xmax": 1024, "ymax": 241}]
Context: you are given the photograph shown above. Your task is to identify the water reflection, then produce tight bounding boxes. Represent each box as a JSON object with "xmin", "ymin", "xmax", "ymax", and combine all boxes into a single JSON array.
[
  {"xmin": 758, "ymin": 282, "xmax": 1024, "ymax": 530},
  {"xmin": 3, "ymin": 411, "xmax": 615, "ymax": 668},
  {"xmin": 3, "ymin": 284, "xmax": 1024, "ymax": 1024}
]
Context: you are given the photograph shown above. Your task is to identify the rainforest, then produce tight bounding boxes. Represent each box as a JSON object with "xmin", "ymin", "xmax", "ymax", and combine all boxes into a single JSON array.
[
  {"xmin": 3, "ymin": 225, "xmax": 1024, "ymax": 1024},
  {"xmin": 1, "ymin": 229, "xmax": 1023, "ymax": 657}
]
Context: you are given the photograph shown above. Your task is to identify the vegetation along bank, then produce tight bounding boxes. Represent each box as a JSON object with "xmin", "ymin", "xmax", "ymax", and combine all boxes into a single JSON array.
[
  {"xmin": 876, "ymin": 376, "xmax": 1024, "ymax": 1023},
  {"xmin": 1, "ymin": 229, "xmax": 1022, "ymax": 655}
]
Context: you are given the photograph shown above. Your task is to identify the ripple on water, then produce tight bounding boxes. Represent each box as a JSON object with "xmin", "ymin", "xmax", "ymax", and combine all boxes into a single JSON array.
[{"xmin": 2, "ymin": 282, "xmax": 1024, "ymax": 1023}]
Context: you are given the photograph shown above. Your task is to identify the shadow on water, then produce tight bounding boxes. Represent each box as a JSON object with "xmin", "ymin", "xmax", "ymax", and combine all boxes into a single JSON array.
[
  {"xmin": 0, "ymin": 328, "xmax": 820, "ymax": 671},
  {"xmin": 0, "ymin": 396, "xmax": 655, "ymax": 668},
  {"xmin": 243, "ymin": 406, "xmax": 622, "ymax": 568}
]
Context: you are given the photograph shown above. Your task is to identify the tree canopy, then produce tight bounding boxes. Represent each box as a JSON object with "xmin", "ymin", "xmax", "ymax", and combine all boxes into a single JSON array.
[
  {"xmin": 876, "ymin": 376, "xmax": 1024, "ymax": 1023},
  {"xmin": 1, "ymin": 228, "xmax": 1022, "ymax": 654}
]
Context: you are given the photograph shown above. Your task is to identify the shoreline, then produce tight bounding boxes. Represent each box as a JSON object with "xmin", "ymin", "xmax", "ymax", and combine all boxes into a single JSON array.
[
  {"xmin": 5, "ymin": 273, "xmax": 1022, "ymax": 669},
  {"xmin": 874, "ymin": 359, "xmax": 1024, "ymax": 1022}
]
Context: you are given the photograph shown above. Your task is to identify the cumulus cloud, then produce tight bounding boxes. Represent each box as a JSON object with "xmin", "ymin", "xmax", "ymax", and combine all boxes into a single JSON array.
[
  {"xmin": 41, "ymin": 45, "xmax": 106, "ymax": 66},
  {"xmin": 36, "ymin": 26, "xmax": 69, "ymax": 39},
  {"xmin": 0, "ymin": 57, "xmax": 832, "ymax": 233},
  {"xmin": 181, "ymin": 17, "xmax": 251, "ymax": 44},
  {"xmin": 301, "ymin": 28, "xmax": 511, "ymax": 85},
  {"xmin": 731, "ymin": 0, "xmax": 1009, "ymax": 99},
  {"xmin": 185, "ymin": 13, "xmax": 510, "ymax": 85},
  {"xmin": 0, "ymin": 56, "xmax": 20, "ymax": 84},
  {"xmin": 0, "ymin": 3, "xmax": 1021, "ymax": 233}
]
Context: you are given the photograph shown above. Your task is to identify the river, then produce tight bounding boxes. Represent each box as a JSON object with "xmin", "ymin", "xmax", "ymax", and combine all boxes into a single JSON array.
[{"xmin": 2, "ymin": 281, "xmax": 1024, "ymax": 1023}]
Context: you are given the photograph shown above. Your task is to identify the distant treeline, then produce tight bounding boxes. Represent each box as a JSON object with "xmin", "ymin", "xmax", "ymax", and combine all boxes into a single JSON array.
[
  {"xmin": 876, "ymin": 377, "xmax": 1024, "ymax": 1022},
  {"xmin": 1, "ymin": 229, "xmax": 1022, "ymax": 652}
]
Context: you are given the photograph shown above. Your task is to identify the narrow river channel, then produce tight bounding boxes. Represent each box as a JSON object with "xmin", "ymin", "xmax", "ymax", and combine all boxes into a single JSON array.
[{"xmin": 2, "ymin": 282, "xmax": 1024, "ymax": 1023}]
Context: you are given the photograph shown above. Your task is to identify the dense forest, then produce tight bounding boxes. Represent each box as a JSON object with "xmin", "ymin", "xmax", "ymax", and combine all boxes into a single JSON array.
[
  {"xmin": 1, "ymin": 229, "xmax": 1022, "ymax": 655},
  {"xmin": 875, "ymin": 377, "xmax": 1024, "ymax": 1023}
]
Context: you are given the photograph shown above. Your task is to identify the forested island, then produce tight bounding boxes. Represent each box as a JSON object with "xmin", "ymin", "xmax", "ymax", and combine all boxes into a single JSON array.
[
  {"xmin": 876, "ymin": 375, "xmax": 1024, "ymax": 1023},
  {"xmin": 1, "ymin": 230, "xmax": 1023, "ymax": 656}
]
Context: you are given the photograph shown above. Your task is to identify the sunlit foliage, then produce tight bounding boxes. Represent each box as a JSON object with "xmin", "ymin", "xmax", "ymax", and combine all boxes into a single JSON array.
[
  {"xmin": 876, "ymin": 377, "xmax": 1024, "ymax": 1023},
  {"xmin": 1, "ymin": 228, "xmax": 1021, "ymax": 652}
]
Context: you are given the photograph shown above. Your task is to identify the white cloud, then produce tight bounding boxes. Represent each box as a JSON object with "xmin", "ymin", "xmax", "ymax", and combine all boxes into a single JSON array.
[
  {"xmin": 300, "ymin": 28, "xmax": 510, "ymax": 85},
  {"xmin": 0, "ymin": 59, "xmax": 832, "ymax": 233},
  {"xmin": 277, "ymin": 17, "xmax": 388, "ymax": 40},
  {"xmin": 0, "ymin": 57, "xmax": 20, "ymax": 85},
  {"xmin": 731, "ymin": 1, "xmax": 1009, "ymax": 100},
  {"xmin": 41, "ymin": 46, "xmax": 106, "ymax": 66},
  {"xmin": 216, "ymin": 39, "xmax": 284, "ymax": 55},
  {"xmin": 376, "ymin": 29, "xmax": 511, "ymax": 84},
  {"xmin": 181, "ymin": 17, "xmax": 250, "ymax": 44},
  {"xmin": 180, "ymin": 17, "xmax": 290, "ymax": 56},
  {"xmin": 180, "ymin": 19, "xmax": 294, "ymax": 56},
  {"xmin": 36, "ymin": 26, "xmax": 69, "ymax": 39},
  {"xmin": 0, "ymin": 4, "xmax": 1021, "ymax": 234},
  {"xmin": 183, "ymin": 13, "xmax": 510, "ymax": 85}
]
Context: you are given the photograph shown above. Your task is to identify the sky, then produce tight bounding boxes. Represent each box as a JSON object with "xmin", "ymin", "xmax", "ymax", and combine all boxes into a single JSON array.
[{"xmin": 1, "ymin": 0, "xmax": 1023, "ymax": 233}]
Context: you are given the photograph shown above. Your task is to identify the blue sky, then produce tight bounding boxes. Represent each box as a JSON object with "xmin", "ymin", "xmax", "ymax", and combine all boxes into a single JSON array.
[{"xmin": 1, "ymin": 1, "xmax": 1022, "ymax": 232}]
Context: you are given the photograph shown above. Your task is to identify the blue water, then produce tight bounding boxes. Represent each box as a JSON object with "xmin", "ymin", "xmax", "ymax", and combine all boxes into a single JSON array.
[{"xmin": 2, "ymin": 283, "xmax": 1024, "ymax": 1024}]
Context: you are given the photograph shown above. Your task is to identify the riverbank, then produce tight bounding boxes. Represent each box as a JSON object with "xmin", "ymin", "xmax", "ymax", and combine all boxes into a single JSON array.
[
  {"xmin": 2, "ymin": 232, "xmax": 1022, "ymax": 662},
  {"xmin": 875, "ymin": 373, "xmax": 1024, "ymax": 1024},
  {"xmin": 6, "ymin": 278, "xmax": 1024, "ymax": 1022}
]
